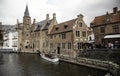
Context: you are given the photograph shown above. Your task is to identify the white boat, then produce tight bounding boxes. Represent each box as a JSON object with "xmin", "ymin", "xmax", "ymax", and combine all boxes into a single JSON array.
[{"xmin": 40, "ymin": 53, "xmax": 59, "ymax": 62}]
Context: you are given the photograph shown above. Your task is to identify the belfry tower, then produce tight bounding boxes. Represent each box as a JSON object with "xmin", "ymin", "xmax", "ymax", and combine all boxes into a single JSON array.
[{"xmin": 22, "ymin": 5, "xmax": 31, "ymax": 52}]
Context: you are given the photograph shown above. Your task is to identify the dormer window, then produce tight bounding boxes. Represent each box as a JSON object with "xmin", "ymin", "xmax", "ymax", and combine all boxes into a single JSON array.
[
  {"xmin": 64, "ymin": 25, "xmax": 68, "ymax": 29},
  {"xmin": 106, "ymin": 18, "xmax": 110, "ymax": 22},
  {"xmin": 56, "ymin": 27, "xmax": 59, "ymax": 31}
]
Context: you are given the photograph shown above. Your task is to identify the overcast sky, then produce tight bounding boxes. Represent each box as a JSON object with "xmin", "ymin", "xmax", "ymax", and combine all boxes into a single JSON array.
[{"xmin": 0, "ymin": 0, "xmax": 120, "ymax": 26}]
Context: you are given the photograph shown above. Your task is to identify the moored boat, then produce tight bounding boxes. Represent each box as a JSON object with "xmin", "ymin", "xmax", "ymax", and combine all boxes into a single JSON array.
[{"xmin": 40, "ymin": 53, "xmax": 59, "ymax": 62}]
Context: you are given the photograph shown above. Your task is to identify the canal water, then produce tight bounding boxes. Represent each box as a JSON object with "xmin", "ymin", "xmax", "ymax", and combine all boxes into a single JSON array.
[{"xmin": 0, "ymin": 53, "xmax": 107, "ymax": 76}]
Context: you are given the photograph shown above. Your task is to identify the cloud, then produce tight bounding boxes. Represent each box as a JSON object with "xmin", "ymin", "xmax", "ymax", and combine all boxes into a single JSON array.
[{"xmin": 0, "ymin": 0, "xmax": 120, "ymax": 26}]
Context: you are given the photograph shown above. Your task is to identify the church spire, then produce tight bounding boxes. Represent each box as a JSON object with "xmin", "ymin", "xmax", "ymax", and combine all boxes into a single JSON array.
[{"xmin": 24, "ymin": 4, "xmax": 29, "ymax": 17}]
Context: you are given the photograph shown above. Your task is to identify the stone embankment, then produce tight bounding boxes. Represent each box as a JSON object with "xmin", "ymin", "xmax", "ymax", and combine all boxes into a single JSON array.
[{"xmin": 59, "ymin": 55, "xmax": 120, "ymax": 76}]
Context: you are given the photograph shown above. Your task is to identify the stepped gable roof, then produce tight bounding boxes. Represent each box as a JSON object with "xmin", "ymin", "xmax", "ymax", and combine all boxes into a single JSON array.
[
  {"xmin": 91, "ymin": 9, "xmax": 120, "ymax": 26},
  {"xmin": 50, "ymin": 18, "xmax": 76, "ymax": 34}
]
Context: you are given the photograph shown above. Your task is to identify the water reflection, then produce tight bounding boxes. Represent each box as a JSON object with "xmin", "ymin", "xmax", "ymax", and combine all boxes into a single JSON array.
[{"xmin": 0, "ymin": 53, "xmax": 107, "ymax": 76}]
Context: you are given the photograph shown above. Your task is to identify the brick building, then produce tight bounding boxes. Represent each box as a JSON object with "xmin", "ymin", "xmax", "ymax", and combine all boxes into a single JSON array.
[
  {"xmin": 18, "ymin": 5, "xmax": 92, "ymax": 57},
  {"xmin": 90, "ymin": 7, "xmax": 120, "ymax": 47},
  {"xmin": 49, "ymin": 14, "xmax": 91, "ymax": 57}
]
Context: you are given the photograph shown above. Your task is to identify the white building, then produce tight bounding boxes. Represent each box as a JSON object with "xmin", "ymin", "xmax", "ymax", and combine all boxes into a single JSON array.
[
  {"xmin": 3, "ymin": 25, "xmax": 18, "ymax": 52},
  {"xmin": 88, "ymin": 33, "xmax": 95, "ymax": 43}
]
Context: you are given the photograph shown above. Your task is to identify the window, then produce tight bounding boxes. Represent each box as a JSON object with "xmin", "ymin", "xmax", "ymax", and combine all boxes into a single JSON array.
[
  {"xmin": 82, "ymin": 31, "xmax": 86, "ymax": 37},
  {"xmin": 50, "ymin": 35, "xmax": 53, "ymax": 39},
  {"xmin": 54, "ymin": 35, "xmax": 56, "ymax": 38},
  {"xmin": 68, "ymin": 43, "xmax": 72, "ymax": 49},
  {"xmin": 56, "ymin": 27, "xmax": 59, "ymax": 31},
  {"xmin": 62, "ymin": 43, "xmax": 66, "ymax": 49},
  {"xmin": 79, "ymin": 23, "xmax": 82, "ymax": 27},
  {"xmin": 59, "ymin": 34, "xmax": 61, "ymax": 38},
  {"xmin": 78, "ymin": 43, "xmax": 82, "ymax": 49},
  {"xmin": 12, "ymin": 41, "xmax": 17, "ymax": 47},
  {"xmin": 106, "ymin": 18, "xmax": 110, "ymax": 22},
  {"xmin": 43, "ymin": 42, "xmax": 45, "ymax": 47},
  {"xmin": 50, "ymin": 43, "xmax": 53, "ymax": 48},
  {"xmin": 76, "ymin": 31, "xmax": 80, "ymax": 37},
  {"xmin": 62, "ymin": 33, "xmax": 66, "ymax": 39},
  {"xmin": 113, "ymin": 25, "xmax": 119, "ymax": 33},
  {"xmin": 26, "ymin": 46, "xmax": 28, "ymax": 48},
  {"xmin": 89, "ymin": 37, "xmax": 92, "ymax": 41},
  {"xmin": 64, "ymin": 25, "xmax": 68, "ymax": 29},
  {"xmin": 100, "ymin": 26, "xmax": 105, "ymax": 33},
  {"xmin": 26, "ymin": 34, "xmax": 28, "ymax": 36}
]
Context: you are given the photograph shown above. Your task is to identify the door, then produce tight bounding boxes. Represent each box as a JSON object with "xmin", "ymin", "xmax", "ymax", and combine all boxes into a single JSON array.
[{"xmin": 57, "ymin": 47, "xmax": 60, "ymax": 54}]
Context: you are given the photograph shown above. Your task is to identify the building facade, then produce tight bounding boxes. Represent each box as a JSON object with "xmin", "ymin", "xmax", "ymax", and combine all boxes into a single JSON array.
[
  {"xmin": 18, "ymin": 5, "xmax": 57, "ymax": 53},
  {"xmin": 18, "ymin": 5, "xmax": 92, "ymax": 58},
  {"xmin": 3, "ymin": 25, "xmax": 18, "ymax": 51},
  {"xmin": 49, "ymin": 14, "xmax": 91, "ymax": 57},
  {"xmin": 90, "ymin": 7, "xmax": 120, "ymax": 47},
  {"xmin": 17, "ymin": 5, "xmax": 32, "ymax": 52}
]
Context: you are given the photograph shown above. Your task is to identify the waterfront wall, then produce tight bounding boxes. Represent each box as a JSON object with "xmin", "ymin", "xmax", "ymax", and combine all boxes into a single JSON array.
[
  {"xmin": 59, "ymin": 55, "xmax": 120, "ymax": 76},
  {"xmin": 48, "ymin": 49, "xmax": 120, "ymax": 76},
  {"xmin": 79, "ymin": 49, "xmax": 120, "ymax": 65}
]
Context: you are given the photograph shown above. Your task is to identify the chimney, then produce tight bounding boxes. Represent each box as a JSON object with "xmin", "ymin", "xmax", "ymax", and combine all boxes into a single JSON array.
[
  {"xmin": 106, "ymin": 11, "xmax": 109, "ymax": 15},
  {"xmin": 53, "ymin": 13, "xmax": 56, "ymax": 19},
  {"xmin": 113, "ymin": 7, "xmax": 118, "ymax": 13},
  {"xmin": 33, "ymin": 18, "xmax": 36, "ymax": 24},
  {"xmin": 46, "ymin": 14, "xmax": 49, "ymax": 21}
]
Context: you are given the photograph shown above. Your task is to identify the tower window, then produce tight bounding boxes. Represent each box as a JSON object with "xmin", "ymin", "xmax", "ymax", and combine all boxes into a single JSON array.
[
  {"xmin": 26, "ymin": 34, "xmax": 28, "ymax": 36},
  {"xmin": 26, "ymin": 46, "xmax": 28, "ymax": 48},
  {"xmin": 27, "ymin": 42, "xmax": 29, "ymax": 44}
]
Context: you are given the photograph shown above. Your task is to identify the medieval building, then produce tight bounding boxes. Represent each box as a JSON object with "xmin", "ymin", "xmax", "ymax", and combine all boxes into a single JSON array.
[
  {"xmin": 90, "ymin": 7, "xmax": 120, "ymax": 47},
  {"xmin": 17, "ymin": 5, "xmax": 32, "ymax": 52},
  {"xmin": 49, "ymin": 14, "xmax": 91, "ymax": 57},
  {"xmin": 17, "ymin": 5, "xmax": 57, "ymax": 53},
  {"xmin": 18, "ymin": 5, "xmax": 92, "ymax": 57}
]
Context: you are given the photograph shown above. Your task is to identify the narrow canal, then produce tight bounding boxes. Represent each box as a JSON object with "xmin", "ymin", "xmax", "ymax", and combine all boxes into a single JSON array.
[{"xmin": 0, "ymin": 53, "xmax": 107, "ymax": 76}]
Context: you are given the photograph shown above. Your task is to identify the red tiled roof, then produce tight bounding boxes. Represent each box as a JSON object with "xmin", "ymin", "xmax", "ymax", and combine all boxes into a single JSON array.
[
  {"xmin": 91, "ymin": 10, "xmax": 120, "ymax": 26},
  {"xmin": 50, "ymin": 19, "xmax": 77, "ymax": 34}
]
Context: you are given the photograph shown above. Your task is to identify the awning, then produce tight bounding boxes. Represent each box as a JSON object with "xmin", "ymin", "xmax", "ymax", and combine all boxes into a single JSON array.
[{"xmin": 104, "ymin": 34, "xmax": 120, "ymax": 39}]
